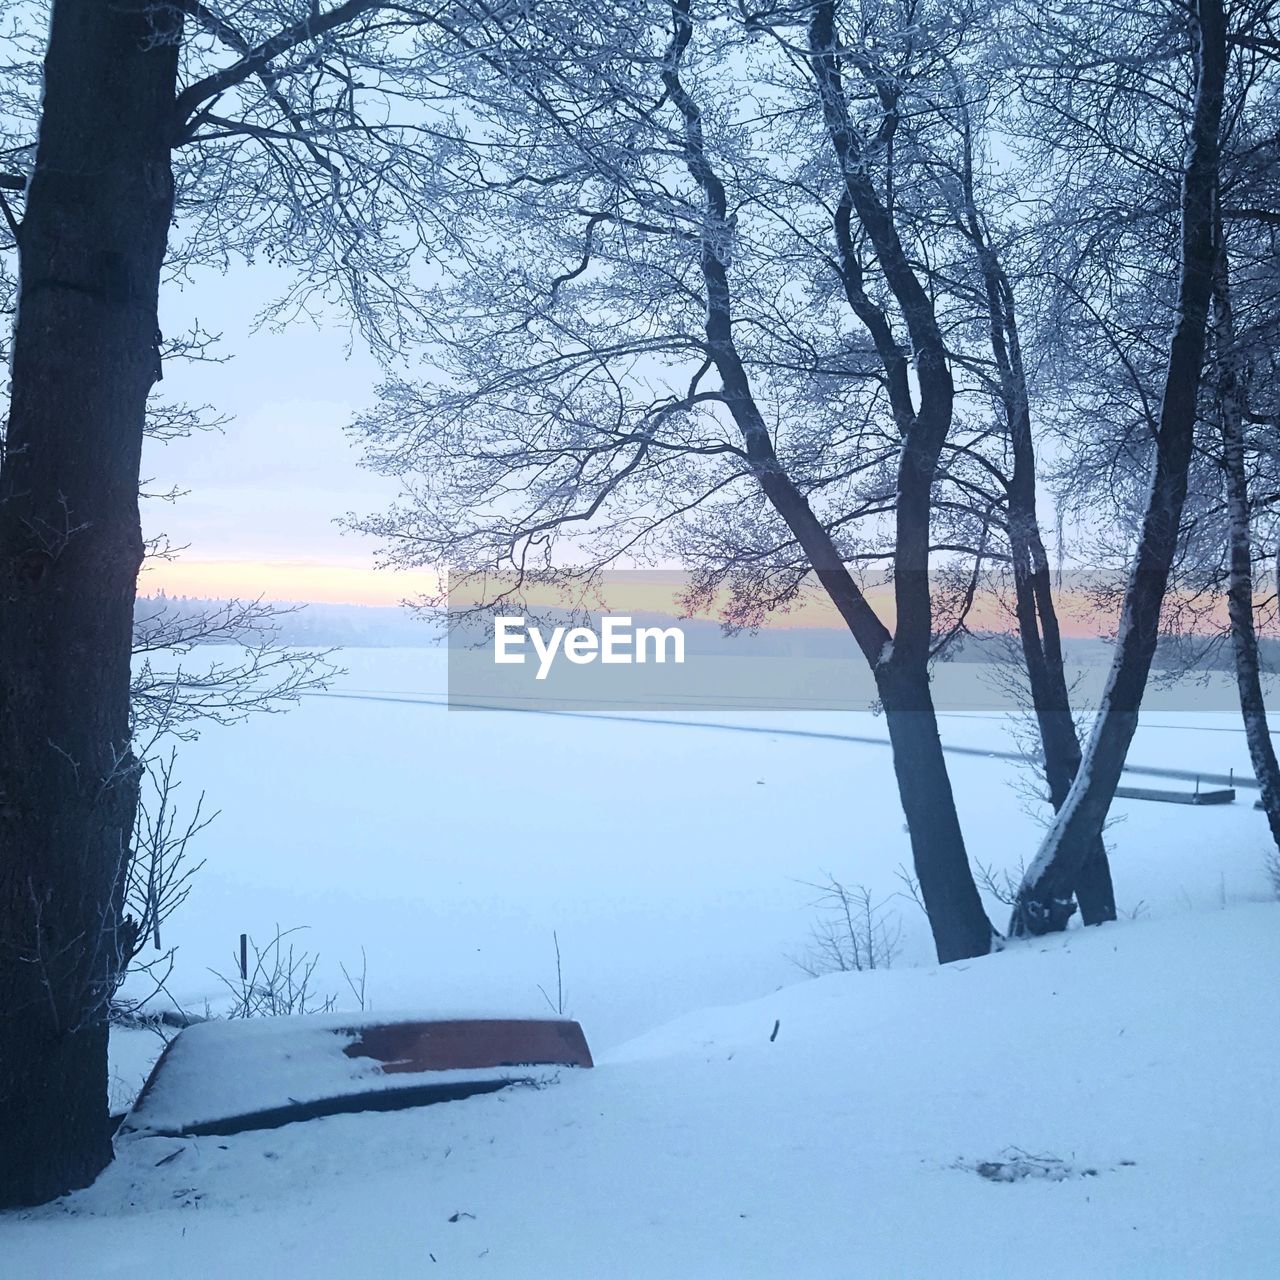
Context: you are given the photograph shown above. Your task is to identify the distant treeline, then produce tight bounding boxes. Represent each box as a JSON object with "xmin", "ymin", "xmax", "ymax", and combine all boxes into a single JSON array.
[{"xmin": 136, "ymin": 595, "xmax": 442, "ymax": 648}]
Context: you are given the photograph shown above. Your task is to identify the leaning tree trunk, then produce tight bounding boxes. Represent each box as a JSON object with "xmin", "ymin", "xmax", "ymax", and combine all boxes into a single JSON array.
[
  {"xmin": 1011, "ymin": 0, "xmax": 1226, "ymax": 935},
  {"xmin": 970, "ymin": 231, "xmax": 1117, "ymax": 925},
  {"xmin": 1010, "ymin": 539, "xmax": 1117, "ymax": 925},
  {"xmin": 0, "ymin": 0, "xmax": 180, "ymax": 1208},
  {"xmin": 1214, "ymin": 249, "xmax": 1280, "ymax": 851},
  {"xmin": 1007, "ymin": 365, "xmax": 1115, "ymax": 924}
]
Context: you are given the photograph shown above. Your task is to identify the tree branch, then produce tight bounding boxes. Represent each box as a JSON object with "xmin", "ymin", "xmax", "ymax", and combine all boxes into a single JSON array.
[{"xmin": 172, "ymin": 0, "xmax": 383, "ymax": 130}]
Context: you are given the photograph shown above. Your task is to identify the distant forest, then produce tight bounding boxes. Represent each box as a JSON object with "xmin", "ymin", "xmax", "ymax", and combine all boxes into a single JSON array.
[{"xmin": 135, "ymin": 594, "xmax": 440, "ymax": 648}]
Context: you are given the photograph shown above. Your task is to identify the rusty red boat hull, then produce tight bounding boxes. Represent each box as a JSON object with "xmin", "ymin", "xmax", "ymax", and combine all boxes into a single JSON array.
[
  {"xmin": 344, "ymin": 1018, "xmax": 594, "ymax": 1072},
  {"xmin": 120, "ymin": 1016, "xmax": 592, "ymax": 1140}
]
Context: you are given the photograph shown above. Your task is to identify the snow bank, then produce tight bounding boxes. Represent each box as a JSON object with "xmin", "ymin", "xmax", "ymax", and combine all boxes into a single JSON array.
[{"xmin": 5, "ymin": 903, "xmax": 1278, "ymax": 1277}]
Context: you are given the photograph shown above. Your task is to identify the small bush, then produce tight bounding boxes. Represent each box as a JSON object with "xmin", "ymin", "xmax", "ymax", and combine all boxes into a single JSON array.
[
  {"xmin": 211, "ymin": 926, "xmax": 368, "ymax": 1019},
  {"xmin": 791, "ymin": 875, "xmax": 901, "ymax": 976}
]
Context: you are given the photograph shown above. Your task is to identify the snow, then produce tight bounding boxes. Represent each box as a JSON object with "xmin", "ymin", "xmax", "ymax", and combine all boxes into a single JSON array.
[
  {"xmin": 119, "ymin": 1015, "xmax": 572, "ymax": 1137},
  {"xmin": 7, "ymin": 906, "xmax": 1280, "ymax": 1275},
  {"xmin": 110, "ymin": 649, "xmax": 1274, "ymax": 1051},
  {"xmin": 4, "ymin": 646, "xmax": 1279, "ymax": 1273}
]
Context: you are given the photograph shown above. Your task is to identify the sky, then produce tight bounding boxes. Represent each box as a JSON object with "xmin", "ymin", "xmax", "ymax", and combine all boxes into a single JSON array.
[
  {"xmin": 140, "ymin": 263, "xmax": 436, "ymax": 606},
  {"xmin": 137, "ymin": 263, "xmax": 1184, "ymax": 640}
]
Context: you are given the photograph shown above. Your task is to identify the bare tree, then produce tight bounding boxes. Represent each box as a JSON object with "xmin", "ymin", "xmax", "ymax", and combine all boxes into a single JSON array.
[
  {"xmin": 1209, "ymin": 46, "xmax": 1280, "ymax": 850},
  {"xmin": 211, "ymin": 925, "xmax": 365, "ymax": 1019},
  {"xmin": 131, "ymin": 595, "xmax": 336, "ymax": 746},
  {"xmin": 1011, "ymin": 0, "xmax": 1228, "ymax": 932},
  {"xmin": 782, "ymin": 0, "xmax": 1120, "ymax": 922},
  {"xmin": 935, "ymin": 77, "xmax": 1116, "ymax": 924},
  {"xmin": 0, "ymin": 0, "xmax": 484, "ymax": 1208},
  {"xmin": 1004, "ymin": 2, "xmax": 1280, "ymax": 875},
  {"xmin": 1215, "ymin": 266, "xmax": 1280, "ymax": 847},
  {"xmin": 109, "ymin": 751, "xmax": 214, "ymax": 1024},
  {"xmin": 791, "ymin": 875, "xmax": 902, "ymax": 976},
  {"xmin": 352, "ymin": 0, "xmax": 1001, "ymax": 963}
]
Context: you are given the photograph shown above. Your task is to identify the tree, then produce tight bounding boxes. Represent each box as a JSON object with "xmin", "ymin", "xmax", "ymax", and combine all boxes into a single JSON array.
[
  {"xmin": 353, "ymin": 0, "xmax": 1001, "ymax": 963},
  {"xmin": 803, "ymin": 0, "xmax": 1002, "ymax": 959},
  {"xmin": 936, "ymin": 40, "xmax": 1116, "ymax": 921},
  {"xmin": 354, "ymin": 0, "xmax": 1124, "ymax": 954},
  {"xmin": 999, "ymin": 2, "xmax": 1280, "ymax": 878},
  {"xmin": 0, "ymin": 0, "xmax": 459, "ymax": 1209},
  {"xmin": 0, "ymin": 0, "xmax": 187, "ymax": 1207},
  {"xmin": 1011, "ymin": 0, "xmax": 1228, "ymax": 932},
  {"xmin": 1214, "ymin": 226, "xmax": 1280, "ymax": 851},
  {"xmin": 118, "ymin": 591, "xmax": 337, "ymax": 1009},
  {"xmin": 841, "ymin": 0, "xmax": 1118, "ymax": 922},
  {"xmin": 1209, "ymin": 34, "xmax": 1280, "ymax": 851}
]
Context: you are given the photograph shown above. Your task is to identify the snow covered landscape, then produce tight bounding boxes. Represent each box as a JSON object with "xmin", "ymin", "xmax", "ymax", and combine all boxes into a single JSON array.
[
  {"xmin": 4, "ymin": 647, "xmax": 1279, "ymax": 1275},
  {"xmin": 108, "ymin": 648, "xmax": 1280, "ymax": 1074},
  {"xmin": 4, "ymin": 0, "xmax": 1280, "ymax": 1272},
  {"xmin": 11, "ymin": 910, "xmax": 1280, "ymax": 1277}
]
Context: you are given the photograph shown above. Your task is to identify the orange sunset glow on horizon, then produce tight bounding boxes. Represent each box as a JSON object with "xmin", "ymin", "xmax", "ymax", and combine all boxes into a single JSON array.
[
  {"xmin": 139, "ymin": 559, "xmax": 1242, "ymax": 642},
  {"xmin": 140, "ymin": 558, "xmax": 442, "ymax": 607}
]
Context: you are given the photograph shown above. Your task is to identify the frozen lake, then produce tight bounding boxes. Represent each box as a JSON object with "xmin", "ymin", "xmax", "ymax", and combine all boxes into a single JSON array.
[{"xmin": 126, "ymin": 647, "xmax": 1278, "ymax": 1063}]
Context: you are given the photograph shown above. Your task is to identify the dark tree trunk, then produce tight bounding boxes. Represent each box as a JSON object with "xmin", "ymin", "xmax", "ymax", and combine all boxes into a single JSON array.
[
  {"xmin": 1000, "ymin": 315, "xmax": 1115, "ymax": 924},
  {"xmin": 875, "ymin": 666, "xmax": 1001, "ymax": 961},
  {"xmin": 802, "ymin": 0, "xmax": 1002, "ymax": 956},
  {"xmin": 1011, "ymin": 0, "xmax": 1226, "ymax": 935},
  {"xmin": 1214, "ymin": 247, "xmax": 1280, "ymax": 851},
  {"xmin": 964, "ymin": 203, "xmax": 1118, "ymax": 926},
  {"xmin": 0, "ymin": 0, "xmax": 180, "ymax": 1208},
  {"xmin": 809, "ymin": 0, "xmax": 998, "ymax": 956}
]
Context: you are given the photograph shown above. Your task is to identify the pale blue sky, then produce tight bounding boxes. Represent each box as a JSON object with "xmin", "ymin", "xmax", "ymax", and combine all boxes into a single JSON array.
[{"xmin": 141, "ymin": 264, "xmax": 428, "ymax": 603}]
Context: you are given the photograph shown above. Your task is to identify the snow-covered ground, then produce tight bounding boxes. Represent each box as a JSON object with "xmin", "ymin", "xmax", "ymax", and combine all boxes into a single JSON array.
[
  {"xmin": 9, "ymin": 909, "xmax": 1280, "ymax": 1277},
  {"xmin": 4, "ymin": 647, "xmax": 1278, "ymax": 1275}
]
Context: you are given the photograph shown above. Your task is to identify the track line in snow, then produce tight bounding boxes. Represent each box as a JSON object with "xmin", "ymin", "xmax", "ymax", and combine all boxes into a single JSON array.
[{"xmin": 307, "ymin": 689, "xmax": 1262, "ymax": 790}]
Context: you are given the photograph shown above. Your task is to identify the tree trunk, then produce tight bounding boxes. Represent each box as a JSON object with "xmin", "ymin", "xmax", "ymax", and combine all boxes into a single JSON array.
[
  {"xmin": 967, "ymin": 215, "xmax": 1118, "ymax": 926},
  {"xmin": 876, "ymin": 664, "xmax": 1001, "ymax": 961},
  {"xmin": 806, "ymin": 0, "xmax": 998, "ymax": 956},
  {"xmin": 1006, "ymin": 346, "xmax": 1115, "ymax": 924},
  {"xmin": 1011, "ymin": 561, "xmax": 1117, "ymax": 925},
  {"xmin": 1214, "ymin": 248, "xmax": 1280, "ymax": 851},
  {"xmin": 0, "ymin": 0, "xmax": 180, "ymax": 1208},
  {"xmin": 1011, "ymin": 0, "xmax": 1226, "ymax": 935}
]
